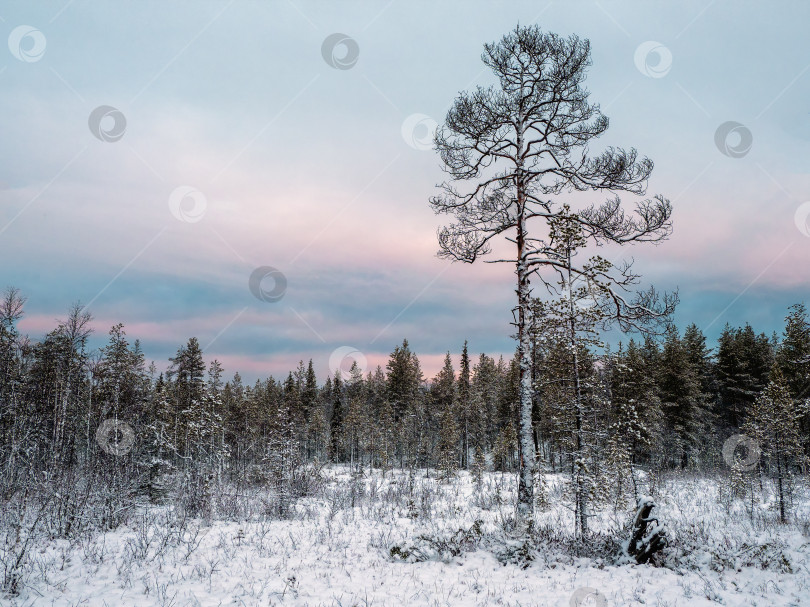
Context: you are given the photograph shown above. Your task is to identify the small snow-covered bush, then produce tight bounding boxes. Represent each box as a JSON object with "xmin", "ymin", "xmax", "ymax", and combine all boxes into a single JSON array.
[{"xmin": 389, "ymin": 519, "xmax": 484, "ymax": 563}]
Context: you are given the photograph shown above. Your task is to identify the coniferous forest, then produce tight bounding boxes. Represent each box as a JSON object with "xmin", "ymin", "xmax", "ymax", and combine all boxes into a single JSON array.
[{"xmin": 2, "ymin": 287, "xmax": 808, "ymax": 528}]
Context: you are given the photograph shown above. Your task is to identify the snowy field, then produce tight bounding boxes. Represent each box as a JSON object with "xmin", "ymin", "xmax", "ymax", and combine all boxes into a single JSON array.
[{"xmin": 4, "ymin": 468, "xmax": 809, "ymax": 607}]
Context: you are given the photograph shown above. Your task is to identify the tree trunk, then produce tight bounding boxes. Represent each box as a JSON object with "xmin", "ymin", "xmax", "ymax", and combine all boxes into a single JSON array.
[
  {"xmin": 625, "ymin": 496, "xmax": 667, "ymax": 564},
  {"xmin": 777, "ymin": 452, "xmax": 786, "ymax": 523},
  {"xmin": 516, "ymin": 154, "xmax": 536, "ymax": 521},
  {"xmin": 566, "ymin": 257, "xmax": 588, "ymax": 538}
]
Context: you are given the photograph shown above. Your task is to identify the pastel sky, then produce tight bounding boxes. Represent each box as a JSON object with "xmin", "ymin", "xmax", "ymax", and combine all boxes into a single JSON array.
[{"xmin": 1, "ymin": 0, "xmax": 809, "ymax": 383}]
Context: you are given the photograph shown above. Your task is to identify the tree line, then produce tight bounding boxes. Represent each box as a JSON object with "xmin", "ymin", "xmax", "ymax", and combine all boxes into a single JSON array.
[{"xmin": 1, "ymin": 285, "xmax": 807, "ymax": 528}]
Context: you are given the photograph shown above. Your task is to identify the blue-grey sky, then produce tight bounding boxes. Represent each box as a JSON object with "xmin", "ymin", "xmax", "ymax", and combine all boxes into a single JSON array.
[{"xmin": 1, "ymin": 0, "xmax": 809, "ymax": 382}]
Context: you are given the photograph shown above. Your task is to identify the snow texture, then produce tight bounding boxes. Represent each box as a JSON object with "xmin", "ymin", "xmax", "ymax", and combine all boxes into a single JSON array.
[{"xmin": 4, "ymin": 468, "xmax": 809, "ymax": 606}]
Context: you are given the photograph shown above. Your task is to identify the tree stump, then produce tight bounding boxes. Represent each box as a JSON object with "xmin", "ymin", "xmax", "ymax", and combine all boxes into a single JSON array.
[{"xmin": 623, "ymin": 496, "xmax": 667, "ymax": 564}]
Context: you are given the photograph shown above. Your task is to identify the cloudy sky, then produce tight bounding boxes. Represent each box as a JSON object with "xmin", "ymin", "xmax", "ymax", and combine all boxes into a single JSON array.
[{"xmin": 1, "ymin": 0, "xmax": 809, "ymax": 382}]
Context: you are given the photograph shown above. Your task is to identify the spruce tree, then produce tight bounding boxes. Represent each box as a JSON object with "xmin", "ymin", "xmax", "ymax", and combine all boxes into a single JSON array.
[
  {"xmin": 716, "ymin": 324, "xmax": 774, "ymax": 430},
  {"xmin": 742, "ymin": 366, "xmax": 807, "ymax": 522},
  {"xmin": 457, "ymin": 342, "xmax": 471, "ymax": 468},
  {"xmin": 433, "ymin": 353, "xmax": 459, "ymax": 474},
  {"xmin": 776, "ymin": 304, "xmax": 810, "ymax": 454},
  {"xmin": 385, "ymin": 340, "xmax": 424, "ymax": 466},
  {"xmin": 329, "ymin": 371, "xmax": 345, "ymax": 462},
  {"xmin": 493, "ymin": 355, "xmax": 519, "ymax": 472},
  {"xmin": 607, "ymin": 340, "xmax": 663, "ymax": 504},
  {"xmin": 471, "ymin": 353, "xmax": 499, "ymax": 456},
  {"xmin": 658, "ymin": 325, "xmax": 704, "ymax": 468},
  {"xmin": 343, "ymin": 361, "xmax": 368, "ymax": 469},
  {"xmin": 301, "ymin": 360, "xmax": 319, "ymax": 458}
]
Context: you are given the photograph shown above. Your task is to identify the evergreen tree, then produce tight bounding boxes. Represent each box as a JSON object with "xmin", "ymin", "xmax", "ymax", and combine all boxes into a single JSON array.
[
  {"xmin": 167, "ymin": 337, "xmax": 206, "ymax": 461},
  {"xmin": 329, "ymin": 371, "xmax": 345, "ymax": 462},
  {"xmin": 716, "ymin": 325, "xmax": 744, "ymax": 429},
  {"xmin": 367, "ymin": 366, "xmax": 394, "ymax": 471},
  {"xmin": 776, "ymin": 304, "xmax": 810, "ymax": 454},
  {"xmin": 683, "ymin": 324, "xmax": 715, "ymax": 409},
  {"xmin": 433, "ymin": 353, "xmax": 458, "ymax": 473},
  {"xmin": 716, "ymin": 324, "xmax": 774, "ymax": 430},
  {"xmin": 385, "ymin": 340, "xmax": 421, "ymax": 422},
  {"xmin": 204, "ymin": 359, "xmax": 228, "ymax": 478},
  {"xmin": 385, "ymin": 340, "xmax": 424, "ymax": 466},
  {"xmin": 492, "ymin": 354, "xmax": 518, "ymax": 474},
  {"xmin": 658, "ymin": 325, "xmax": 704, "ymax": 468},
  {"xmin": 457, "ymin": 341, "xmax": 471, "ymax": 468},
  {"xmin": 301, "ymin": 360, "xmax": 319, "ymax": 458},
  {"xmin": 222, "ymin": 372, "xmax": 245, "ymax": 476},
  {"xmin": 681, "ymin": 323, "xmax": 715, "ymax": 459},
  {"xmin": 264, "ymin": 373, "xmax": 302, "ymax": 516},
  {"xmin": 742, "ymin": 366, "xmax": 808, "ymax": 522},
  {"xmin": 96, "ymin": 324, "xmax": 146, "ymax": 423},
  {"xmin": 606, "ymin": 340, "xmax": 664, "ymax": 504},
  {"xmin": 471, "ymin": 353, "xmax": 499, "ymax": 459},
  {"xmin": 342, "ymin": 361, "xmax": 368, "ymax": 469}
]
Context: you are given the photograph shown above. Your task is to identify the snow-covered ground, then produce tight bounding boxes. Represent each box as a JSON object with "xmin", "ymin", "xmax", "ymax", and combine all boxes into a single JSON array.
[{"xmin": 5, "ymin": 469, "xmax": 809, "ymax": 606}]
